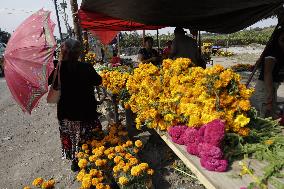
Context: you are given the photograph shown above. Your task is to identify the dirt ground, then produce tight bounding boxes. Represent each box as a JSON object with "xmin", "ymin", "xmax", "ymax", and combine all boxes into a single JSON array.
[{"xmin": 1, "ymin": 45, "xmax": 282, "ymax": 189}]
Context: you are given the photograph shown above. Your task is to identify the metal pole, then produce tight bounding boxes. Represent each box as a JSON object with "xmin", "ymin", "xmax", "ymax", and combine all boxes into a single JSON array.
[
  {"xmin": 117, "ymin": 33, "xmax": 120, "ymax": 55},
  {"xmin": 156, "ymin": 29, "xmax": 159, "ymax": 49},
  {"xmin": 53, "ymin": 0, "xmax": 63, "ymax": 41},
  {"xmin": 142, "ymin": 30, "xmax": 145, "ymax": 46}
]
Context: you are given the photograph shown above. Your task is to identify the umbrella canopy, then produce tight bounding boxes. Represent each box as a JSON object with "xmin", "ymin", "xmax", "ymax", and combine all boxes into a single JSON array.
[
  {"xmin": 4, "ymin": 9, "xmax": 56, "ymax": 113},
  {"xmin": 80, "ymin": 0, "xmax": 282, "ymax": 33}
]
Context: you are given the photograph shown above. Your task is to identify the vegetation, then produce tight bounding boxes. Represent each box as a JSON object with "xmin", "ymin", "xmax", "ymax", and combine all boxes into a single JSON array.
[{"xmin": 119, "ymin": 26, "xmax": 275, "ymax": 49}]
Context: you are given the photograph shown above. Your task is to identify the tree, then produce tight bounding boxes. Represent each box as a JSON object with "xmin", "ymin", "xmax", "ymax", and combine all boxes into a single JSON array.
[{"xmin": 0, "ymin": 29, "xmax": 11, "ymax": 44}]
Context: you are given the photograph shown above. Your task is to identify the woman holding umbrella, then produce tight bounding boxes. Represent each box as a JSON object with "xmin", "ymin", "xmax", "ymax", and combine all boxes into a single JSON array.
[{"xmin": 49, "ymin": 38, "xmax": 102, "ymax": 171}]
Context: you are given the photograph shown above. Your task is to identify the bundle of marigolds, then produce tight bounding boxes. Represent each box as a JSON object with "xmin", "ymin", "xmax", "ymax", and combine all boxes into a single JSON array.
[
  {"xmin": 126, "ymin": 58, "xmax": 254, "ymax": 136},
  {"xmin": 76, "ymin": 124, "xmax": 154, "ymax": 189},
  {"xmin": 23, "ymin": 178, "xmax": 55, "ymax": 189},
  {"xmin": 100, "ymin": 70, "xmax": 130, "ymax": 95},
  {"xmin": 85, "ymin": 52, "xmax": 96, "ymax": 65}
]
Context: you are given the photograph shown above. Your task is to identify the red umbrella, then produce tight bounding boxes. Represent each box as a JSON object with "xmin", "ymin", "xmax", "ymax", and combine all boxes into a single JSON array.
[{"xmin": 4, "ymin": 9, "xmax": 56, "ymax": 113}]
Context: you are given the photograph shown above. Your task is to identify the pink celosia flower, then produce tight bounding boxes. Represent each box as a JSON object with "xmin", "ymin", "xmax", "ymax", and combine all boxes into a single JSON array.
[
  {"xmin": 198, "ymin": 143, "xmax": 223, "ymax": 159},
  {"xmin": 186, "ymin": 143, "xmax": 199, "ymax": 156},
  {"xmin": 200, "ymin": 157, "xmax": 228, "ymax": 172},
  {"xmin": 203, "ymin": 119, "xmax": 225, "ymax": 147},
  {"xmin": 168, "ymin": 125, "xmax": 188, "ymax": 145},
  {"xmin": 182, "ymin": 128, "xmax": 202, "ymax": 145}
]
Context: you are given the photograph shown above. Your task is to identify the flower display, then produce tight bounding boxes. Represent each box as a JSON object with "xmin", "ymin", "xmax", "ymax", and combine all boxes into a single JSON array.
[
  {"xmin": 75, "ymin": 124, "xmax": 154, "ymax": 189},
  {"xmin": 126, "ymin": 58, "xmax": 253, "ymax": 136}
]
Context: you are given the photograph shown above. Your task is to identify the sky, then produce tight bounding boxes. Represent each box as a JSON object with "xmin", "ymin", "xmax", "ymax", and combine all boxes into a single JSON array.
[{"xmin": 0, "ymin": 0, "xmax": 279, "ymax": 37}]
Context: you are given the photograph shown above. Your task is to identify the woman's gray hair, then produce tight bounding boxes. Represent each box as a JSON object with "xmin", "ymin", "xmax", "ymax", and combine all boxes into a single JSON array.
[{"xmin": 64, "ymin": 38, "xmax": 82, "ymax": 54}]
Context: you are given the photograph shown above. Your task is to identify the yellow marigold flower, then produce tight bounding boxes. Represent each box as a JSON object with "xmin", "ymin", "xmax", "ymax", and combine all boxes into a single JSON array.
[
  {"xmin": 77, "ymin": 170, "xmax": 86, "ymax": 181},
  {"xmin": 82, "ymin": 177, "xmax": 92, "ymax": 189},
  {"xmin": 125, "ymin": 153, "xmax": 133, "ymax": 159},
  {"xmin": 115, "ymin": 146, "xmax": 124, "ymax": 153},
  {"xmin": 265, "ymin": 139, "xmax": 274, "ymax": 145},
  {"xmin": 105, "ymin": 185, "xmax": 111, "ymax": 189},
  {"xmin": 41, "ymin": 181, "xmax": 49, "ymax": 189},
  {"xmin": 164, "ymin": 114, "xmax": 174, "ymax": 122},
  {"xmin": 129, "ymin": 158, "xmax": 139, "ymax": 166},
  {"xmin": 89, "ymin": 169, "xmax": 98, "ymax": 177},
  {"xmin": 91, "ymin": 178, "xmax": 99, "ymax": 186},
  {"xmin": 123, "ymin": 164, "xmax": 130, "ymax": 172},
  {"xmin": 114, "ymin": 156, "xmax": 122, "ymax": 164},
  {"xmin": 126, "ymin": 140, "xmax": 133, "ymax": 146},
  {"xmin": 130, "ymin": 166, "xmax": 141, "ymax": 176},
  {"xmin": 32, "ymin": 177, "xmax": 44, "ymax": 187},
  {"xmin": 238, "ymin": 100, "xmax": 251, "ymax": 111},
  {"xmin": 82, "ymin": 144, "xmax": 88, "ymax": 150},
  {"xmin": 23, "ymin": 186, "xmax": 31, "ymax": 189},
  {"xmin": 135, "ymin": 140, "xmax": 143, "ymax": 148},
  {"xmin": 238, "ymin": 127, "xmax": 250, "ymax": 137},
  {"xmin": 139, "ymin": 163, "xmax": 149, "ymax": 170},
  {"xmin": 77, "ymin": 152, "xmax": 84, "ymax": 159},
  {"xmin": 96, "ymin": 183, "xmax": 104, "ymax": 189},
  {"xmin": 133, "ymin": 148, "xmax": 139, "ymax": 154},
  {"xmin": 234, "ymin": 114, "xmax": 250, "ymax": 127},
  {"xmin": 113, "ymin": 165, "xmax": 120, "ymax": 173},
  {"xmin": 78, "ymin": 159, "xmax": 88, "ymax": 169},
  {"xmin": 95, "ymin": 159, "xmax": 105, "ymax": 167},
  {"xmin": 108, "ymin": 153, "xmax": 115, "ymax": 160},
  {"xmin": 147, "ymin": 168, "xmax": 154, "ymax": 175},
  {"xmin": 118, "ymin": 176, "xmax": 129, "ymax": 185}
]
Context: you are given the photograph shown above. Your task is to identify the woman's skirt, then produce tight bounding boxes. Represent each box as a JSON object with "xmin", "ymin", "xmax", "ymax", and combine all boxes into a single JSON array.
[{"xmin": 58, "ymin": 119, "xmax": 102, "ymax": 160}]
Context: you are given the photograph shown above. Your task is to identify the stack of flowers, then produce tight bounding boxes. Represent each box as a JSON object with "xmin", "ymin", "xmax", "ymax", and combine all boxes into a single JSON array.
[
  {"xmin": 100, "ymin": 70, "xmax": 130, "ymax": 94},
  {"xmin": 85, "ymin": 52, "xmax": 97, "ymax": 65},
  {"xmin": 126, "ymin": 58, "xmax": 254, "ymax": 136},
  {"xmin": 23, "ymin": 178, "xmax": 55, "ymax": 189},
  {"xmin": 231, "ymin": 64, "xmax": 254, "ymax": 72},
  {"xmin": 75, "ymin": 124, "xmax": 154, "ymax": 189},
  {"xmin": 169, "ymin": 119, "xmax": 228, "ymax": 172}
]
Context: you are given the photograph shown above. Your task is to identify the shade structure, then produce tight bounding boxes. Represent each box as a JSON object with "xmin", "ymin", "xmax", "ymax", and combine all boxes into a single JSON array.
[
  {"xmin": 79, "ymin": 9, "xmax": 163, "ymax": 31},
  {"xmin": 90, "ymin": 30, "xmax": 119, "ymax": 45},
  {"xmin": 80, "ymin": 0, "xmax": 282, "ymax": 33},
  {"xmin": 4, "ymin": 10, "xmax": 56, "ymax": 113}
]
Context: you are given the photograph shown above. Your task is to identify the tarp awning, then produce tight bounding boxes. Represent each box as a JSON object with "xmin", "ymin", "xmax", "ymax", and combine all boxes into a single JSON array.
[
  {"xmin": 79, "ymin": 10, "xmax": 163, "ymax": 31},
  {"xmin": 80, "ymin": 0, "xmax": 283, "ymax": 33}
]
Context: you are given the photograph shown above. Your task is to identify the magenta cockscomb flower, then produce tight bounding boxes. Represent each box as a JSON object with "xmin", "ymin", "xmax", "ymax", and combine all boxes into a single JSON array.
[
  {"xmin": 168, "ymin": 125, "xmax": 188, "ymax": 145},
  {"xmin": 186, "ymin": 143, "xmax": 199, "ymax": 156},
  {"xmin": 198, "ymin": 143, "xmax": 223, "ymax": 159},
  {"xmin": 203, "ymin": 119, "xmax": 225, "ymax": 147},
  {"xmin": 182, "ymin": 127, "xmax": 202, "ymax": 145},
  {"xmin": 200, "ymin": 157, "xmax": 228, "ymax": 172}
]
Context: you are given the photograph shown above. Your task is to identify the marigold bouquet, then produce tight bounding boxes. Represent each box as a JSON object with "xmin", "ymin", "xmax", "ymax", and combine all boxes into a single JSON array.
[{"xmin": 126, "ymin": 58, "xmax": 254, "ymax": 136}]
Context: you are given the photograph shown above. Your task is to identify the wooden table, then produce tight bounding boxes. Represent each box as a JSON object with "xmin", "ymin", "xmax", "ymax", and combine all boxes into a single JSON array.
[{"xmin": 157, "ymin": 131, "xmax": 284, "ymax": 189}]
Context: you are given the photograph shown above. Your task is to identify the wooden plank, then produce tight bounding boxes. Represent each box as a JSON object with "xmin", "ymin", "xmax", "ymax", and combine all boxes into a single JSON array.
[{"xmin": 157, "ymin": 131, "xmax": 283, "ymax": 189}]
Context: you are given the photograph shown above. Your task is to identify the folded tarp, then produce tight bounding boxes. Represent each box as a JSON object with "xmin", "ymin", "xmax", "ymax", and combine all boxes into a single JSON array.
[{"xmin": 80, "ymin": 0, "xmax": 282, "ymax": 33}]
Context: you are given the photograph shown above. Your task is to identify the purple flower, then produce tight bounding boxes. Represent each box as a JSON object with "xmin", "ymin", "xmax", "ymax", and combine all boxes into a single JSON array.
[
  {"xmin": 168, "ymin": 125, "xmax": 188, "ymax": 145},
  {"xmin": 198, "ymin": 143, "xmax": 223, "ymax": 159},
  {"xmin": 203, "ymin": 119, "xmax": 225, "ymax": 147},
  {"xmin": 200, "ymin": 157, "xmax": 228, "ymax": 172}
]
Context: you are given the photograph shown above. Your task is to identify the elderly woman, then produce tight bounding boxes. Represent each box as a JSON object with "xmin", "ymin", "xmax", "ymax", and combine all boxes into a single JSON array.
[{"xmin": 49, "ymin": 39, "xmax": 102, "ymax": 170}]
